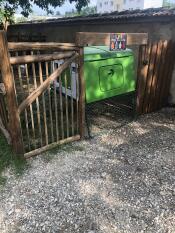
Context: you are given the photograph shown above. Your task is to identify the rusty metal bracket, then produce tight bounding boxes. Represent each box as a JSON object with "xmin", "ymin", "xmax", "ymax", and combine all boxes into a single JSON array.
[{"xmin": 0, "ymin": 83, "xmax": 6, "ymax": 95}]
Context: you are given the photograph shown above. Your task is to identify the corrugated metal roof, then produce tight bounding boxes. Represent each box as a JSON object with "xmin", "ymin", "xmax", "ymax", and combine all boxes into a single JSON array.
[{"xmin": 17, "ymin": 7, "xmax": 175, "ymax": 25}]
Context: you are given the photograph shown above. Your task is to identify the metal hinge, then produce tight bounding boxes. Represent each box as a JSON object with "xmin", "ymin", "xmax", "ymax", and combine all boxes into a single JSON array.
[{"xmin": 0, "ymin": 83, "xmax": 6, "ymax": 95}]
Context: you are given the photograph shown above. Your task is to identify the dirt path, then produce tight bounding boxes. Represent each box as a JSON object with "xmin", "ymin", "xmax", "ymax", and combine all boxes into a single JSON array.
[{"xmin": 0, "ymin": 108, "xmax": 175, "ymax": 233}]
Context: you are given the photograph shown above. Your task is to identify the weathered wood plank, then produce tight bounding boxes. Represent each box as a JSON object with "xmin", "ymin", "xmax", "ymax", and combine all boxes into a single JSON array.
[
  {"xmin": 153, "ymin": 41, "xmax": 168, "ymax": 110},
  {"xmin": 70, "ymin": 65, "xmax": 74, "ymax": 136},
  {"xmin": 10, "ymin": 51, "xmax": 75, "ymax": 65},
  {"xmin": 147, "ymin": 42, "xmax": 159, "ymax": 113},
  {"xmin": 64, "ymin": 72, "xmax": 69, "ymax": 138},
  {"xmin": 8, "ymin": 42, "xmax": 78, "ymax": 51},
  {"xmin": 158, "ymin": 41, "xmax": 172, "ymax": 108},
  {"xmin": 38, "ymin": 57, "xmax": 49, "ymax": 145},
  {"xmin": 59, "ymin": 74, "xmax": 64, "ymax": 140},
  {"xmin": 149, "ymin": 41, "xmax": 163, "ymax": 112},
  {"xmin": 31, "ymin": 51, "xmax": 43, "ymax": 147},
  {"xmin": 78, "ymin": 47, "xmax": 85, "ymax": 138},
  {"xmin": 76, "ymin": 32, "xmax": 148, "ymax": 46},
  {"xmin": 142, "ymin": 43, "xmax": 157, "ymax": 113},
  {"xmin": 0, "ymin": 31, "xmax": 24, "ymax": 155},
  {"xmin": 46, "ymin": 61, "xmax": 54, "ymax": 142},
  {"xmin": 24, "ymin": 135, "xmax": 80, "ymax": 159},
  {"xmin": 163, "ymin": 41, "xmax": 175, "ymax": 106},
  {"xmin": 23, "ymin": 51, "xmax": 37, "ymax": 149}
]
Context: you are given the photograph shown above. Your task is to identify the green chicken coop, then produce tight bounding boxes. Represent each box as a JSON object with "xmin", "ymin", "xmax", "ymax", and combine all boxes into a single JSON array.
[
  {"xmin": 54, "ymin": 46, "xmax": 136, "ymax": 103},
  {"xmin": 83, "ymin": 46, "xmax": 136, "ymax": 103}
]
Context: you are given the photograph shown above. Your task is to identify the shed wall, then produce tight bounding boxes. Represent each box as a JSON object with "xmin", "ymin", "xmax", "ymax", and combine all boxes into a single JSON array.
[{"xmin": 7, "ymin": 20, "xmax": 175, "ymax": 104}]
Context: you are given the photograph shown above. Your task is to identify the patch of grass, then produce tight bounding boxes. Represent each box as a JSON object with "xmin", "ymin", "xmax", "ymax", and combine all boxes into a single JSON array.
[{"xmin": 0, "ymin": 133, "xmax": 29, "ymax": 186}]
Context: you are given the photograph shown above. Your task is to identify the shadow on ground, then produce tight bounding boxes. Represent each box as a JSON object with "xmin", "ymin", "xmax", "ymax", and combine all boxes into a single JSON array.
[{"xmin": 0, "ymin": 134, "xmax": 29, "ymax": 186}]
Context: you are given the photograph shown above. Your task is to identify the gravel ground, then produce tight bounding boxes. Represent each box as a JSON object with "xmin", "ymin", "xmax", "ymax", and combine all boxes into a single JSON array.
[{"xmin": 0, "ymin": 108, "xmax": 175, "ymax": 233}]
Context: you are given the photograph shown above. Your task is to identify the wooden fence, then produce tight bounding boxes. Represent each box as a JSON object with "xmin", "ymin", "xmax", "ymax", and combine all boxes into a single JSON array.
[
  {"xmin": 0, "ymin": 31, "xmax": 85, "ymax": 158},
  {"xmin": 137, "ymin": 40, "xmax": 175, "ymax": 114},
  {"xmin": 0, "ymin": 31, "xmax": 174, "ymax": 158}
]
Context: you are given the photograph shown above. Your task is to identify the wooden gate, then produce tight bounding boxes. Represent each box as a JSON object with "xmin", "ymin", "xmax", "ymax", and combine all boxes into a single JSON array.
[{"xmin": 0, "ymin": 31, "xmax": 85, "ymax": 158}]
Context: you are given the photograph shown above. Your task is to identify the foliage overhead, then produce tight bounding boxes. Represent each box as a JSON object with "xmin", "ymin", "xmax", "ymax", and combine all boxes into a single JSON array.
[
  {"xmin": 0, "ymin": 0, "xmax": 90, "ymax": 28},
  {"xmin": 65, "ymin": 6, "xmax": 97, "ymax": 17},
  {"xmin": 0, "ymin": 0, "xmax": 90, "ymax": 16},
  {"xmin": 163, "ymin": 0, "xmax": 175, "ymax": 7}
]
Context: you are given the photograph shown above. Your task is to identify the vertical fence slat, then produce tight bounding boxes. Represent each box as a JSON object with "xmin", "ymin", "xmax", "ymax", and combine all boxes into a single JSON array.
[
  {"xmin": 158, "ymin": 40, "xmax": 173, "ymax": 108},
  {"xmin": 142, "ymin": 43, "xmax": 157, "ymax": 113},
  {"xmin": 16, "ymin": 52, "xmax": 24, "ymax": 94},
  {"xmin": 70, "ymin": 65, "xmax": 74, "ymax": 136},
  {"xmin": 147, "ymin": 42, "xmax": 159, "ymax": 113},
  {"xmin": 53, "ymin": 63, "xmax": 59, "ymax": 141},
  {"xmin": 23, "ymin": 51, "xmax": 36, "ymax": 149},
  {"xmin": 16, "ymin": 56, "xmax": 31, "ymax": 150},
  {"xmin": 38, "ymin": 58, "xmax": 48, "ymax": 145},
  {"xmin": 24, "ymin": 108, "xmax": 31, "ymax": 151},
  {"xmin": 31, "ymin": 51, "xmax": 43, "ymax": 147},
  {"xmin": 46, "ymin": 61, "xmax": 54, "ymax": 142},
  {"xmin": 76, "ymin": 59, "xmax": 79, "ymax": 134},
  {"xmin": 59, "ymin": 74, "xmax": 64, "ymax": 139},
  {"xmin": 149, "ymin": 41, "xmax": 163, "ymax": 112},
  {"xmin": 64, "ymin": 71, "xmax": 69, "ymax": 138},
  {"xmin": 0, "ymin": 31, "xmax": 24, "ymax": 155},
  {"xmin": 137, "ymin": 44, "xmax": 150, "ymax": 114},
  {"xmin": 163, "ymin": 41, "xmax": 175, "ymax": 105},
  {"xmin": 153, "ymin": 40, "xmax": 168, "ymax": 110}
]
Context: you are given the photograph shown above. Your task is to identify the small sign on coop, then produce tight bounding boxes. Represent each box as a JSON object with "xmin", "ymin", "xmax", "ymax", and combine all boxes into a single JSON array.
[{"xmin": 110, "ymin": 33, "xmax": 127, "ymax": 51}]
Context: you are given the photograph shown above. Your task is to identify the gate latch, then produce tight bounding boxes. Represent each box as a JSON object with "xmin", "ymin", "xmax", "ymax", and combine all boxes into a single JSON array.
[{"xmin": 0, "ymin": 83, "xmax": 6, "ymax": 95}]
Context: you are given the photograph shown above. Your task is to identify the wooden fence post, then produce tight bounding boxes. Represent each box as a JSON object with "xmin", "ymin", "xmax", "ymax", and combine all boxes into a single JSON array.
[
  {"xmin": 78, "ymin": 47, "xmax": 85, "ymax": 138},
  {"xmin": 0, "ymin": 31, "xmax": 24, "ymax": 155}
]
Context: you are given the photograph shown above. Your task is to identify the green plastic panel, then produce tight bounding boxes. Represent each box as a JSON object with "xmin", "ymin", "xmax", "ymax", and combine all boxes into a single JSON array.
[
  {"xmin": 99, "ymin": 64, "xmax": 124, "ymax": 91},
  {"xmin": 84, "ymin": 46, "xmax": 136, "ymax": 103}
]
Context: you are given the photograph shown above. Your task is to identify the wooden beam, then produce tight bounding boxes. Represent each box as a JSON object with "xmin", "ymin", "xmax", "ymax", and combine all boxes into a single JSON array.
[
  {"xmin": 8, "ymin": 42, "xmax": 78, "ymax": 51},
  {"xmin": 24, "ymin": 135, "xmax": 80, "ymax": 159},
  {"xmin": 76, "ymin": 32, "xmax": 148, "ymax": 46},
  {"xmin": 18, "ymin": 53, "xmax": 79, "ymax": 114},
  {"xmin": 78, "ymin": 47, "xmax": 85, "ymax": 139},
  {"xmin": 10, "ymin": 51, "xmax": 75, "ymax": 65},
  {"xmin": 0, "ymin": 31, "xmax": 24, "ymax": 155}
]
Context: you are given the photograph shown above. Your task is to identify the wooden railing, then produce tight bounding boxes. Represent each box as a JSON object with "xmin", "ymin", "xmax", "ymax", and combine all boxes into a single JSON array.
[{"xmin": 0, "ymin": 31, "xmax": 85, "ymax": 157}]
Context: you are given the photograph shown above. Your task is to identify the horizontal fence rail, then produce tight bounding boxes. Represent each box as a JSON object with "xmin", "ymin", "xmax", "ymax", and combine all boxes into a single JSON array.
[
  {"xmin": 10, "ymin": 51, "xmax": 76, "ymax": 65},
  {"xmin": 8, "ymin": 42, "xmax": 79, "ymax": 51}
]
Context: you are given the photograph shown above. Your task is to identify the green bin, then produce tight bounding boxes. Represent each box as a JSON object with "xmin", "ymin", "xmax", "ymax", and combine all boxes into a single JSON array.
[{"xmin": 84, "ymin": 46, "xmax": 136, "ymax": 103}]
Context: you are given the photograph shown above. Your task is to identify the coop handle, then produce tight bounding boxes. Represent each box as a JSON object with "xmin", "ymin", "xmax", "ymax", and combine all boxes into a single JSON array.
[{"xmin": 108, "ymin": 69, "xmax": 114, "ymax": 76}]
